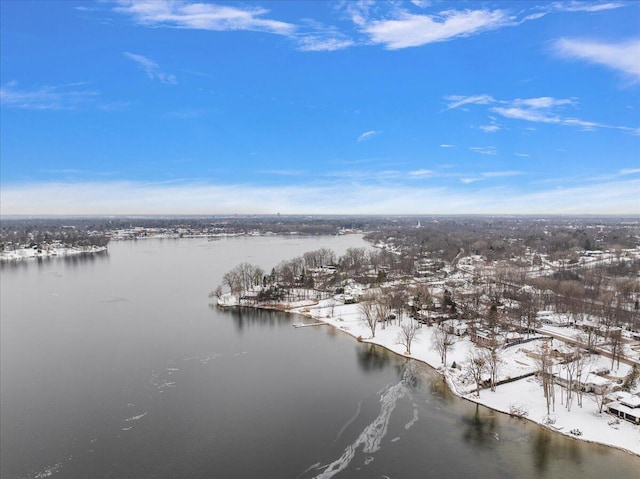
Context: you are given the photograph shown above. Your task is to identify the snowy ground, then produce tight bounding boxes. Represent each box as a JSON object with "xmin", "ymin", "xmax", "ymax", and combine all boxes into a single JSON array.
[{"xmin": 246, "ymin": 297, "xmax": 640, "ymax": 456}]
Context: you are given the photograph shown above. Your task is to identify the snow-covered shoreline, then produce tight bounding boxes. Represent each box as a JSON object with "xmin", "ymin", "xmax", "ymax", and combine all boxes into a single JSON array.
[
  {"xmin": 0, "ymin": 245, "xmax": 107, "ymax": 262},
  {"xmin": 218, "ymin": 295, "xmax": 640, "ymax": 456}
]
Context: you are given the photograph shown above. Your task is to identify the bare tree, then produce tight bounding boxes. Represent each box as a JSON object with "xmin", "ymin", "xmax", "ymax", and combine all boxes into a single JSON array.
[
  {"xmin": 397, "ymin": 318, "xmax": 420, "ymax": 355},
  {"xmin": 485, "ymin": 344, "xmax": 501, "ymax": 392},
  {"xmin": 432, "ymin": 324, "xmax": 455, "ymax": 367},
  {"xmin": 592, "ymin": 383, "xmax": 613, "ymax": 414},
  {"xmin": 536, "ymin": 341, "xmax": 556, "ymax": 415},
  {"xmin": 388, "ymin": 286, "xmax": 407, "ymax": 324},
  {"xmin": 375, "ymin": 295, "xmax": 391, "ymax": 330},
  {"xmin": 560, "ymin": 348, "xmax": 583, "ymax": 411},
  {"xmin": 209, "ymin": 284, "xmax": 223, "ymax": 300},
  {"xmin": 467, "ymin": 348, "xmax": 488, "ymax": 397},
  {"xmin": 359, "ymin": 295, "xmax": 377, "ymax": 338},
  {"xmin": 222, "ymin": 269, "xmax": 243, "ymax": 298},
  {"xmin": 576, "ymin": 328, "xmax": 597, "ymax": 355},
  {"xmin": 608, "ymin": 328, "xmax": 624, "ymax": 371}
]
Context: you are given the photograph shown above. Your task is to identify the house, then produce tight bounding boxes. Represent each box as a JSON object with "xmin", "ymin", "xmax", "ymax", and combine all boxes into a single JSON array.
[
  {"xmin": 607, "ymin": 392, "xmax": 640, "ymax": 424},
  {"xmin": 470, "ymin": 329, "xmax": 499, "ymax": 347},
  {"xmin": 442, "ymin": 319, "xmax": 468, "ymax": 336},
  {"xmin": 537, "ymin": 311, "xmax": 574, "ymax": 327},
  {"xmin": 553, "ymin": 370, "xmax": 613, "ymax": 394}
]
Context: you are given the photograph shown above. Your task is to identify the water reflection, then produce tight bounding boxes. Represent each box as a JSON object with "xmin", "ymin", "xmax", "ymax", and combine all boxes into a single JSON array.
[
  {"xmin": 428, "ymin": 374, "xmax": 456, "ymax": 404},
  {"xmin": 532, "ymin": 427, "xmax": 552, "ymax": 473},
  {"xmin": 356, "ymin": 343, "xmax": 393, "ymax": 373},
  {"xmin": 461, "ymin": 403, "xmax": 499, "ymax": 448},
  {"xmin": 214, "ymin": 305, "xmax": 293, "ymax": 331},
  {"xmin": 531, "ymin": 426, "xmax": 584, "ymax": 475},
  {"xmin": 0, "ymin": 250, "xmax": 110, "ymax": 272}
]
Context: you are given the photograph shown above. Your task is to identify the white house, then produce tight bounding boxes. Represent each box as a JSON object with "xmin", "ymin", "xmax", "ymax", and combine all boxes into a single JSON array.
[{"xmin": 607, "ymin": 392, "xmax": 640, "ymax": 424}]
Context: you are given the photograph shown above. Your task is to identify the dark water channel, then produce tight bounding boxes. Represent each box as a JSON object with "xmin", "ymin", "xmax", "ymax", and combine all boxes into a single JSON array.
[{"xmin": 1, "ymin": 237, "xmax": 639, "ymax": 478}]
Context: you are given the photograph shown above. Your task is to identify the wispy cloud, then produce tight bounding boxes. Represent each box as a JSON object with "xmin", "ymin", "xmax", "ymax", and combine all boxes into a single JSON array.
[
  {"xmin": 256, "ymin": 169, "xmax": 306, "ymax": 176},
  {"xmin": 163, "ymin": 109, "xmax": 203, "ymax": 119},
  {"xmin": 445, "ymin": 93, "xmax": 639, "ymax": 133},
  {"xmin": 408, "ymin": 169, "xmax": 434, "ymax": 178},
  {"xmin": 297, "ymin": 35, "xmax": 354, "ymax": 52},
  {"xmin": 124, "ymin": 52, "xmax": 177, "ymax": 84},
  {"xmin": 3, "ymin": 176, "xmax": 638, "ymax": 215},
  {"xmin": 515, "ymin": 153, "xmax": 530, "ymax": 158},
  {"xmin": 440, "ymin": 144, "xmax": 455, "ymax": 148},
  {"xmin": 619, "ymin": 168, "xmax": 640, "ymax": 176},
  {"xmin": 470, "ymin": 146, "xmax": 497, "ymax": 155},
  {"xmin": 0, "ymin": 82, "xmax": 98, "ymax": 110},
  {"xmin": 114, "ymin": 0, "xmax": 295, "ymax": 36},
  {"xmin": 551, "ymin": 2, "xmax": 626, "ymax": 13},
  {"xmin": 357, "ymin": 130, "xmax": 381, "ymax": 142},
  {"xmin": 482, "ymin": 170, "xmax": 523, "ymax": 178},
  {"xmin": 477, "ymin": 116, "xmax": 503, "ymax": 133},
  {"xmin": 460, "ymin": 170, "xmax": 523, "ymax": 184},
  {"xmin": 296, "ymin": 20, "xmax": 354, "ymax": 52},
  {"xmin": 444, "ymin": 94, "xmax": 494, "ymax": 111},
  {"xmin": 460, "ymin": 177, "xmax": 481, "ymax": 184},
  {"xmin": 553, "ymin": 38, "xmax": 640, "ymax": 82}
]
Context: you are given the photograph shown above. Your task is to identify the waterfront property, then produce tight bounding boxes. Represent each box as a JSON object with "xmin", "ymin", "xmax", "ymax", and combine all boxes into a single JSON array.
[{"xmin": 607, "ymin": 392, "xmax": 640, "ymax": 424}]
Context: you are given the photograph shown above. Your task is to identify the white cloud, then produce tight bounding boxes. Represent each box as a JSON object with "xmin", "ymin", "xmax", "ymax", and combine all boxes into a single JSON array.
[
  {"xmin": 408, "ymin": 169, "xmax": 434, "ymax": 178},
  {"xmin": 491, "ymin": 106, "xmax": 559, "ymax": 124},
  {"xmin": 470, "ymin": 146, "xmax": 497, "ymax": 155},
  {"xmin": 114, "ymin": 0, "xmax": 295, "ymax": 36},
  {"xmin": 460, "ymin": 177, "xmax": 481, "ymax": 184},
  {"xmin": 481, "ymin": 170, "xmax": 523, "ymax": 178},
  {"xmin": 619, "ymin": 168, "xmax": 640, "ymax": 176},
  {"xmin": 3, "ymin": 178, "xmax": 638, "ymax": 215},
  {"xmin": 257, "ymin": 169, "xmax": 306, "ymax": 176},
  {"xmin": 296, "ymin": 20, "xmax": 354, "ymax": 51},
  {"xmin": 553, "ymin": 38, "xmax": 640, "ymax": 81},
  {"xmin": 512, "ymin": 97, "xmax": 575, "ymax": 109},
  {"xmin": 0, "ymin": 82, "xmax": 98, "ymax": 110},
  {"xmin": 357, "ymin": 130, "xmax": 381, "ymax": 142},
  {"xmin": 515, "ymin": 153, "xmax": 530, "ymax": 157},
  {"xmin": 361, "ymin": 9, "xmax": 510, "ymax": 49},
  {"xmin": 444, "ymin": 94, "xmax": 494, "ymax": 111},
  {"xmin": 443, "ymin": 94, "xmax": 638, "ymax": 133},
  {"xmin": 297, "ymin": 36, "xmax": 354, "ymax": 52},
  {"xmin": 460, "ymin": 170, "xmax": 523, "ymax": 183},
  {"xmin": 124, "ymin": 52, "xmax": 177, "ymax": 84},
  {"xmin": 440, "ymin": 144, "xmax": 455, "ymax": 148},
  {"xmin": 552, "ymin": 2, "xmax": 626, "ymax": 13}
]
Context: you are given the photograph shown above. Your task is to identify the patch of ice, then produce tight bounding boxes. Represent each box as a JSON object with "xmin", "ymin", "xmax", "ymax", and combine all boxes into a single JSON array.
[
  {"xmin": 333, "ymin": 401, "xmax": 362, "ymax": 445},
  {"xmin": 313, "ymin": 370, "xmax": 413, "ymax": 479},
  {"xmin": 404, "ymin": 408, "xmax": 419, "ymax": 430},
  {"xmin": 124, "ymin": 412, "xmax": 147, "ymax": 422},
  {"xmin": 34, "ymin": 462, "xmax": 63, "ymax": 478}
]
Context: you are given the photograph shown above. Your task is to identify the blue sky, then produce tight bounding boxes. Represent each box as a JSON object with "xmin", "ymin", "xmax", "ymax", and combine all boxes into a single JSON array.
[{"xmin": 1, "ymin": 0, "xmax": 639, "ymax": 215}]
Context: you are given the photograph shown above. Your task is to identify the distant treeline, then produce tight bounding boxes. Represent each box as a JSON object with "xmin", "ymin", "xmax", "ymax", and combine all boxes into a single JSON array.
[{"xmin": 2, "ymin": 215, "xmax": 638, "ymax": 259}]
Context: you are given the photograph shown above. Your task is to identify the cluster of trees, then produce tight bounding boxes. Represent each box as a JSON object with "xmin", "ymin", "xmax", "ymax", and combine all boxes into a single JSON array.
[
  {"xmin": 366, "ymin": 217, "xmax": 639, "ymax": 264},
  {"xmin": 1, "ymin": 222, "xmax": 110, "ymax": 251}
]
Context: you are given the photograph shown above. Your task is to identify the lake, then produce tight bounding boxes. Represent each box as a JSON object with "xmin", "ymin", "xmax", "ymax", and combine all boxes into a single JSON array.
[{"xmin": 1, "ymin": 236, "xmax": 639, "ymax": 478}]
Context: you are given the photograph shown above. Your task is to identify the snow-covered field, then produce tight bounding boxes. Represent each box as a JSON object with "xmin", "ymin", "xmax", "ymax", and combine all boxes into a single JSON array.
[{"xmin": 222, "ymin": 295, "xmax": 640, "ymax": 456}]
